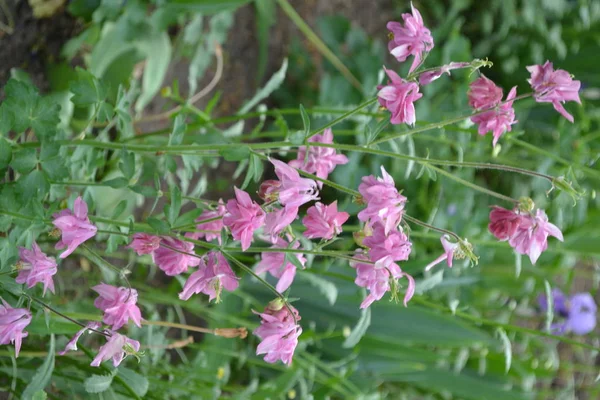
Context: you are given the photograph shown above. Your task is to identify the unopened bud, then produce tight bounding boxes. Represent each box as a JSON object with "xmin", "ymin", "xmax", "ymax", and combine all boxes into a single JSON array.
[
  {"xmin": 550, "ymin": 176, "xmax": 584, "ymax": 205},
  {"xmin": 267, "ymin": 298, "xmax": 285, "ymax": 312},
  {"xmin": 518, "ymin": 197, "xmax": 535, "ymax": 213},
  {"xmin": 161, "ymin": 86, "xmax": 172, "ymax": 98}
]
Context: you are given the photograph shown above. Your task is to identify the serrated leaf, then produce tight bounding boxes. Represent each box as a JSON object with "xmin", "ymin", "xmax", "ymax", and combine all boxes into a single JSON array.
[
  {"xmin": 103, "ymin": 177, "xmax": 129, "ymax": 189},
  {"xmin": 147, "ymin": 217, "xmax": 171, "ymax": 234},
  {"xmin": 84, "ymin": 372, "xmax": 115, "ymax": 393},
  {"xmin": 219, "ymin": 146, "xmax": 250, "ymax": 162},
  {"xmin": 22, "ymin": 335, "xmax": 55, "ymax": 399},
  {"xmin": 119, "ymin": 148, "xmax": 135, "ymax": 179},
  {"xmin": 343, "ymin": 306, "xmax": 371, "ymax": 348},
  {"xmin": 17, "ymin": 170, "xmax": 50, "ymax": 200},
  {"xmin": 117, "ymin": 367, "xmax": 149, "ymax": 398},
  {"xmin": 69, "ymin": 67, "xmax": 105, "ymax": 106},
  {"xmin": 10, "ymin": 148, "xmax": 38, "ymax": 174}
]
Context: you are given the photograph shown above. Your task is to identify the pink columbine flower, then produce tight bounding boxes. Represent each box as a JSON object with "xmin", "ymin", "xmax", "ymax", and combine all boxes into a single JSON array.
[
  {"xmin": 223, "ymin": 187, "xmax": 266, "ymax": 251},
  {"xmin": 350, "ymin": 252, "xmax": 415, "ymax": 308},
  {"xmin": 0, "ymin": 300, "xmax": 32, "ymax": 358},
  {"xmin": 16, "ymin": 241, "xmax": 57, "ymax": 296},
  {"xmin": 53, "ymin": 196, "xmax": 97, "ymax": 258},
  {"xmin": 253, "ymin": 301, "xmax": 302, "ymax": 365},
  {"xmin": 470, "ymin": 86, "xmax": 518, "ymax": 146},
  {"xmin": 377, "ymin": 67, "xmax": 422, "ymax": 126},
  {"xmin": 179, "ymin": 252, "xmax": 239, "ymax": 302},
  {"xmin": 509, "ymin": 209, "xmax": 564, "ymax": 264},
  {"xmin": 363, "ymin": 223, "xmax": 412, "ymax": 268},
  {"xmin": 90, "ymin": 332, "xmax": 140, "ymax": 367},
  {"xmin": 302, "ymin": 201, "xmax": 349, "ymax": 240},
  {"xmin": 270, "ymin": 159, "xmax": 319, "ymax": 208},
  {"xmin": 127, "ymin": 233, "xmax": 160, "ymax": 256},
  {"xmin": 258, "ymin": 180, "xmax": 282, "ymax": 202},
  {"xmin": 192, "ymin": 200, "xmax": 227, "ymax": 243},
  {"xmin": 527, "ymin": 61, "xmax": 581, "ymax": 123},
  {"xmin": 58, "ymin": 321, "xmax": 102, "ymax": 355},
  {"xmin": 418, "ymin": 62, "xmax": 471, "ymax": 86},
  {"xmin": 256, "ymin": 238, "xmax": 306, "ymax": 293},
  {"xmin": 424, "ymin": 235, "xmax": 459, "ymax": 271},
  {"xmin": 358, "ymin": 166, "xmax": 407, "ymax": 234},
  {"xmin": 92, "ymin": 283, "xmax": 142, "ymax": 331},
  {"xmin": 264, "ymin": 206, "xmax": 299, "ymax": 244},
  {"xmin": 387, "ymin": 3, "xmax": 434, "ymax": 73},
  {"xmin": 288, "ymin": 128, "xmax": 349, "ymax": 187},
  {"xmin": 488, "ymin": 206, "xmax": 526, "ymax": 241},
  {"xmin": 468, "ymin": 75, "xmax": 504, "ymax": 110},
  {"xmin": 152, "ymin": 236, "xmax": 201, "ymax": 276}
]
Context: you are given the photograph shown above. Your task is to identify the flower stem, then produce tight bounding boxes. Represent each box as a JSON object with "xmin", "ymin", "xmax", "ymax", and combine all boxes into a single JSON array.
[{"xmin": 403, "ymin": 214, "xmax": 460, "ymax": 240}]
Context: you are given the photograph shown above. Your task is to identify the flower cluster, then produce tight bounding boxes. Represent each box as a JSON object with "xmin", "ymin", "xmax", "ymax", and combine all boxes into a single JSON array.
[
  {"xmin": 538, "ymin": 289, "xmax": 597, "ymax": 335},
  {"xmin": 253, "ymin": 300, "xmax": 302, "ymax": 365}
]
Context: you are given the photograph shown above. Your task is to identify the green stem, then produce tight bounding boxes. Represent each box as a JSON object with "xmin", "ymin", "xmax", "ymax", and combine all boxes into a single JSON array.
[
  {"xmin": 307, "ymin": 97, "xmax": 378, "ymax": 139},
  {"xmin": 403, "ymin": 214, "xmax": 460, "ymax": 240}
]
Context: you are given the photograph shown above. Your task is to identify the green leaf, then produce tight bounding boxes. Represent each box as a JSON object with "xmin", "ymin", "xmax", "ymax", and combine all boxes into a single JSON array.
[
  {"xmin": 543, "ymin": 280, "xmax": 554, "ymax": 333},
  {"xmin": 299, "ymin": 103, "xmax": 310, "ymax": 137},
  {"xmin": 103, "ymin": 177, "xmax": 129, "ymax": 189},
  {"xmin": 219, "ymin": 146, "xmax": 250, "ymax": 162},
  {"xmin": 343, "ymin": 306, "xmax": 371, "ymax": 348},
  {"xmin": 135, "ymin": 32, "xmax": 173, "ymax": 112},
  {"xmin": 22, "ymin": 335, "xmax": 55, "ymax": 400},
  {"xmin": 117, "ymin": 367, "xmax": 149, "ymax": 398},
  {"xmin": 163, "ymin": 0, "xmax": 251, "ymax": 14},
  {"xmin": 298, "ymin": 272, "xmax": 338, "ymax": 306},
  {"xmin": 10, "ymin": 148, "xmax": 38, "ymax": 174},
  {"xmin": 166, "ymin": 186, "xmax": 182, "ymax": 226},
  {"xmin": 31, "ymin": 391, "xmax": 47, "ymax": 400},
  {"xmin": 40, "ymin": 143, "xmax": 68, "ymax": 180},
  {"xmin": 119, "ymin": 148, "xmax": 135, "ymax": 180},
  {"xmin": 69, "ymin": 67, "xmax": 105, "ymax": 106},
  {"xmin": 1, "ymin": 79, "xmax": 37, "ymax": 133},
  {"xmin": 0, "ymin": 137, "xmax": 12, "ymax": 170},
  {"xmin": 496, "ymin": 328, "xmax": 512, "ymax": 373},
  {"xmin": 288, "ymin": 131, "xmax": 305, "ymax": 146},
  {"xmin": 241, "ymin": 153, "xmax": 264, "ymax": 189},
  {"xmin": 30, "ymin": 97, "xmax": 60, "ymax": 140},
  {"xmin": 147, "ymin": 217, "xmax": 171, "ymax": 234},
  {"xmin": 111, "ymin": 199, "xmax": 128, "ymax": 219},
  {"xmin": 17, "ymin": 170, "xmax": 50, "ymax": 200},
  {"xmin": 130, "ymin": 184, "xmax": 158, "ymax": 197},
  {"xmin": 84, "ymin": 371, "xmax": 116, "ymax": 393},
  {"xmin": 255, "ymin": 0, "xmax": 276, "ymax": 82},
  {"xmin": 0, "ymin": 103, "xmax": 14, "ymax": 134},
  {"xmin": 168, "ymin": 115, "xmax": 186, "ymax": 146},
  {"xmin": 415, "ymin": 270, "xmax": 444, "ymax": 295},
  {"xmin": 174, "ymin": 208, "xmax": 203, "ymax": 228},
  {"xmin": 238, "ymin": 58, "xmax": 288, "ymax": 114}
]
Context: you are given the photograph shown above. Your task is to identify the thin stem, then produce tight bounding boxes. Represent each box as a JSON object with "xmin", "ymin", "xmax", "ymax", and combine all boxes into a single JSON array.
[
  {"xmin": 307, "ymin": 97, "xmax": 378, "ymax": 139},
  {"xmin": 142, "ymin": 320, "xmax": 247, "ymax": 339},
  {"xmin": 403, "ymin": 214, "xmax": 460, "ymax": 240}
]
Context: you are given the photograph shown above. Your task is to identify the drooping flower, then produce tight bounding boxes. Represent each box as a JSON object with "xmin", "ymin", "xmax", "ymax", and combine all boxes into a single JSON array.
[
  {"xmin": 508, "ymin": 209, "xmax": 563, "ymax": 264},
  {"xmin": 191, "ymin": 200, "xmax": 227, "ymax": 243},
  {"xmin": 92, "ymin": 283, "xmax": 142, "ymax": 331},
  {"xmin": 288, "ymin": 128, "xmax": 349, "ymax": 187},
  {"xmin": 424, "ymin": 235, "xmax": 459, "ymax": 272},
  {"xmin": 53, "ymin": 196, "xmax": 97, "ymax": 258},
  {"xmin": 0, "ymin": 300, "xmax": 32, "ymax": 358},
  {"xmin": 468, "ymin": 75, "xmax": 503, "ymax": 110},
  {"xmin": 179, "ymin": 252, "xmax": 239, "ymax": 302},
  {"xmin": 223, "ymin": 187, "xmax": 266, "ymax": 251},
  {"xmin": 488, "ymin": 206, "xmax": 526, "ymax": 241},
  {"xmin": 253, "ymin": 300, "xmax": 302, "ymax": 365},
  {"xmin": 270, "ymin": 159, "xmax": 319, "ymax": 208},
  {"xmin": 363, "ymin": 223, "xmax": 412, "ymax": 268},
  {"xmin": 527, "ymin": 61, "xmax": 581, "ymax": 122},
  {"xmin": 387, "ymin": 3, "xmax": 434, "ymax": 73},
  {"xmin": 351, "ymin": 252, "xmax": 415, "ymax": 308},
  {"xmin": 152, "ymin": 237, "xmax": 201, "ymax": 276},
  {"xmin": 16, "ymin": 241, "xmax": 57, "ymax": 296},
  {"xmin": 90, "ymin": 332, "xmax": 140, "ymax": 367},
  {"xmin": 258, "ymin": 180, "xmax": 281, "ymax": 202},
  {"xmin": 264, "ymin": 206, "xmax": 299, "ymax": 244},
  {"xmin": 377, "ymin": 67, "xmax": 422, "ymax": 126},
  {"xmin": 538, "ymin": 289, "xmax": 596, "ymax": 335},
  {"xmin": 470, "ymin": 86, "xmax": 518, "ymax": 146},
  {"xmin": 58, "ymin": 321, "xmax": 102, "ymax": 355},
  {"xmin": 358, "ymin": 166, "xmax": 407, "ymax": 234},
  {"xmin": 256, "ymin": 238, "xmax": 306, "ymax": 293},
  {"xmin": 127, "ymin": 233, "xmax": 160, "ymax": 256},
  {"xmin": 302, "ymin": 201, "xmax": 349, "ymax": 240},
  {"xmin": 418, "ymin": 62, "xmax": 471, "ymax": 86}
]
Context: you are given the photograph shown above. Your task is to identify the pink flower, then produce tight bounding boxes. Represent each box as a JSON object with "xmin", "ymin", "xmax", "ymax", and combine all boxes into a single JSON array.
[
  {"xmin": 271, "ymin": 159, "xmax": 319, "ymax": 207},
  {"xmin": 0, "ymin": 299, "xmax": 32, "ymax": 358},
  {"xmin": 253, "ymin": 301, "xmax": 302, "ymax": 365},
  {"xmin": 256, "ymin": 238, "xmax": 306, "ymax": 293},
  {"xmin": 488, "ymin": 206, "xmax": 526, "ymax": 241},
  {"xmin": 363, "ymin": 223, "xmax": 412, "ymax": 268},
  {"xmin": 509, "ymin": 209, "xmax": 563, "ymax": 264},
  {"xmin": 264, "ymin": 206, "xmax": 298, "ymax": 244},
  {"xmin": 424, "ymin": 235, "xmax": 459, "ymax": 271},
  {"xmin": 17, "ymin": 241, "xmax": 57, "ymax": 296},
  {"xmin": 471, "ymin": 86, "xmax": 518, "ymax": 146},
  {"xmin": 152, "ymin": 237, "xmax": 201, "ymax": 276},
  {"xmin": 192, "ymin": 200, "xmax": 226, "ymax": 243},
  {"xmin": 358, "ymin": 166, "xmax": 407, "ymax": 234},
  {"xmin": 258, "ymin": 180, "xmax": 281, "ymax": 202},
  {"xmin": 127, "ymin": 233, "xmax": 160, "ymax": 255},
  {"xmin": 387, "ymin": 3, "xmax": 434, "ymax": 73},
  {"xmin": 92, "ymin": 283, "xmax": 142, "ymax": 330},
  {"xmin": 288, "ymin": 128, "xmax": 348, "ymax": 187},
  {"xmin": 90, "ymin": 332, "xmax": 140, "ymax": 367},
  {"xmin": 350, "ymin": 252, "xmax": 415, "ymax": 308},
  {"xmin": 223, "ymin": 187, "xmax": 266, "ymax": 251},
  {"xmin": 302, "ymin": 201, "xmax": 349, "ymax": 240},
  {"xmin": 377, "ymin": 67, "xmax": 422, "ymax": 126},
  {"xmin": 179, "ymin": 252, "xmax": 239, "ymax": 302},
  {"xmin": 527, "ymin": 61, "xmax": 581, "ymax": 122},
  {"xmin": 53, "ymin": 196, "xmax": 97, "ymax": 258},
  {"xmin": 58, "ymin": 322, "xmax": 102, "ymax": 355},
  {"xmin": 468, "ymin": 75, "xmax": 503, "ymax": 110},
  {"xmin": 418, "ymin": 62, "xmax": 471, "ymax": 86}
]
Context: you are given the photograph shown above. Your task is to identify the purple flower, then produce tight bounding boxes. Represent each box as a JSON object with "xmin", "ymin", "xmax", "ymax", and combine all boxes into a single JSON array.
[
  {"xmin": 191, "ymin": 200, "xmax": 227, "ymax": 243},
  {"xmin": 471, "ymin": 86, "xmax": 518, "ymax": 146},
  {"xmin": 17, "ymin": 241, "xmax": 58, "ymax": 296},
  {"xmin": 92, "ymin": 283, "xmax": 142, "ymax": 331},
  {"xmin": 527, "ymin": 61, "xmax": 581, "ymax": 122},
  {"xmin": 387, "ymin": 3, "xmax": 434, "ymax": 73},
  {"xmin": 271, "ymin": 159, "xmax": 319, "ymax": 208},
  {"xmin": 377, "ymin": 67, "xmax": 422, "ymax": 126},
  {"xmin": 179, "ymin": 252, "xmax": 239, "ymax": 302},
  {"xmin": 53, "ymin": 196, "xmax": 97, "ymax": 258},
  {"xmin": 264, "ymin": 206, "xmax": 299, "ymax": 244},
  {"xmin": 58, "ymin": 322, "xmax": 102, "ymax": 355},
  {"xmin": 253, "ymin": 301, "xmax": 302, "ymax": 365},
  {"xmin": 418, "ymin": 62, "xmax": 471, "ymax": 86},
  {"xmin": 127, "ymin": 233, "xmax": 160, "ymax": 256},
  {"xmin": 468, "ymin": 75, "xmax": 503, "ymax": 110},
  {"xmin": 256, "ymin": 238, "xmax": 306, "ymax": 293},
  {"xmin": 363, "ymin": 223, "xmax": 412, "ymax": 269},
  {"xmin": 0, "ymin": 299, "xmax": 32, "ymax": 358},
  {"xmin": 223, "ymin": 187, "xmax": 266, "ymax": 251},
  {"xmin": 152, "ymin": 237, "xmax": 201, "ymax": 276},
  {"xmin": 424, "ymin": 235, "xmax": 460, "ymax": 272},
  {"xmin": 302, "ymin": 201, "xmax": 349, "ymax": 240},
  {"xmin": 567, "ymin": 293, "xmax": 597, "ymax": 335},
  {"xmin": 90, "ymin": 332, "xmax": 140, "ymax": 367}
]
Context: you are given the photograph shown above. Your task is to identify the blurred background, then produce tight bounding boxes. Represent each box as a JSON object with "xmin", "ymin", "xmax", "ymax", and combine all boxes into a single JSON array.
[{"xmin": 1, "ymin": 0, "xmax": 600, "ymax": 399}]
